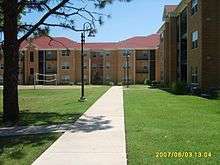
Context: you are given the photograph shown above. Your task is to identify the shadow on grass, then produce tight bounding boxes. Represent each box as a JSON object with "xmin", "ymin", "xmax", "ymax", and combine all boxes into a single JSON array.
[
  {"xmin": 160, "ymin": 87, "xmax": 220, "ymax": 100},
  {"xmin": 0, "ymin": 111, "xmax": 82, "ymax": 127},
  {"xmin": 147, "ymin": 86, "xmax": 187, "ymax": 95},
  {"xmin": 159, "ymin": 88, "xmax": 186, "ymax": 95},
  {"xmin": 0, "ymin": 133, "xmax": 60, "ymax": 163},
  {"xmin": 0, "ymin": 114, "xmax": 113, "ymax": 136}
]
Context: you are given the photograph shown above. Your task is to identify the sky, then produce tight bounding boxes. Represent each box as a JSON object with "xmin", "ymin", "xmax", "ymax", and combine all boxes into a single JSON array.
[{"xmin": 24, "ymin": 0, "xmax": 181, "ymax": 43}]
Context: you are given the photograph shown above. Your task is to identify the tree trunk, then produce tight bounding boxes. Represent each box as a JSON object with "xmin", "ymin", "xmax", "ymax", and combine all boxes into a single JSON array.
[{"xmin": 2, "ymin": 0, "xmax": 19, "ymax": 125}]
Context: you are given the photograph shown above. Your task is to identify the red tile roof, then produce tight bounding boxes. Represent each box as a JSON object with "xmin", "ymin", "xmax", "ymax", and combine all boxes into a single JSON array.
[
  {"xmin": 20, "ymin": 34, "xmax": 160, "ymax": 50},
  {"xmin": 20, "ymin": 36, "xmax": 78, "ymax": 49},
  {"xmin": 117, "ymin": 34, "xmax": 160, "ymax": 49},
  {"xmin": 75, "ymin": 42, "xmax": 117, "ymax": 50}
]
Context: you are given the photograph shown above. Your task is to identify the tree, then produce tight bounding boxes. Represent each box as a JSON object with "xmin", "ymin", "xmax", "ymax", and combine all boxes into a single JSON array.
[{"xmin": 0, "ymin": 0, "xmax": 131, "ymax": 125}]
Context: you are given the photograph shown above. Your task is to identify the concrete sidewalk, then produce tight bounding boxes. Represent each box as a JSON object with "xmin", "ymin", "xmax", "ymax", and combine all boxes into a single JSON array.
[{"xmin": 32, "ymin": 86, "xmax": 127, "ymax": 165}]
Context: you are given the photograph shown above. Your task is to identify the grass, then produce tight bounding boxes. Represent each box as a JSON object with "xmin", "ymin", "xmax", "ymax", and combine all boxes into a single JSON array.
[
  {"xmin": 0, "ymin": 86, "xmax": 109, "ymax": 126},
  {"xmin": 124, "ymin": 85, "xmax": 220, "ymax": 165},
  {"xmin": 0, "ymin": 133, "xmax": 61, "ymax": 165}
]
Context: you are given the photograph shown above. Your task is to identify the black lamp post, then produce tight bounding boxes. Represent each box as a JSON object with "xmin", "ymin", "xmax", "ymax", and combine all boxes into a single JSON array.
[
  {"xmin": 126, "ymin": 53, "xmax": 130, "ymax": 88},
  {"xmin": 123, "ymin": 49, "xmax": 131, "ymax": 88},
  {"xmin": 79, "ymin": 22, "xmax": 95, "ymax": 102}
]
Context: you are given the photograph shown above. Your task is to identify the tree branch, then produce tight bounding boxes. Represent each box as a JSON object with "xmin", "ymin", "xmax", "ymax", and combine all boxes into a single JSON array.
[{"xmin": 18, "ymin": 0, "xmax": 69, "ymax": 43}]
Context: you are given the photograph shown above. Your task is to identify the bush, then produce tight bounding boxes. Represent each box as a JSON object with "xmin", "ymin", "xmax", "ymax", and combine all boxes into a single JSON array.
[
  {"xmin": 207, "ymin": 88, "xmax": 220, "ymax": 99},
  {"xmin": 117, "ymin": 82, "xmax": 123, "ymax": 86},
  {"xmin": 158, "ymin": 82, "xmax": 167, "ymax": 89},
  {"xmin": 150, "ymin": 80, "xmax": 160, "ymax": 88},
  {"xmin": 144, "ymin": 79, "xmax": 151, "ymax": 85},
  {"xmin": 171, "ymin": 81, "xmax": 187, "ymax": 95},
  {"xmin": 108, "ymin": 81, "xmax": 114, "ymax": 86}
]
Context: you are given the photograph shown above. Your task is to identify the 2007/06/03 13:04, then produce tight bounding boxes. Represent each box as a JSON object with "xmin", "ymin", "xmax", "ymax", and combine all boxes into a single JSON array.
[{"xmin": 155, "ymin": 152, "xmax": 212, "ymax": 158}]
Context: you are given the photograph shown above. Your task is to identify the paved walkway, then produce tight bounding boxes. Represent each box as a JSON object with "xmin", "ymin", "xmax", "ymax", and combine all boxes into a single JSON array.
[{"xmin": 32, "ymin": 86, "xmax": 127, "ymax": 165}]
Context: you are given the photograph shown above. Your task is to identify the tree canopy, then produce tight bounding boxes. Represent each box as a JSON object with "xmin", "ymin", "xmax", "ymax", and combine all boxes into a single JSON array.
[
  {"xmin": 1, "ymin": 0, "xmax": 131, "ymax": 42},
  {"xmin": 0, "ymin": 0, "xmax": 131, "ymax": 124}
]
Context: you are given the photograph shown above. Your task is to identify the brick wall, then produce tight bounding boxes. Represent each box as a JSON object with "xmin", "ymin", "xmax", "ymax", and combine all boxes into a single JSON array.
[
  {"xmin": 201, "ymin": 0, "xmax": 220, "ymax": 89},
  {"xmin": 187, "ymin": 1, "xmax": 202, "ymax": 86}
]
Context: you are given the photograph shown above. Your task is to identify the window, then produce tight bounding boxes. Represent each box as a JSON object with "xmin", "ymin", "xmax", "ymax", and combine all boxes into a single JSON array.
[
  {"xmin": 106, "ymin": 53, "xmax": 110, "ymax": 57},
  {"xmin": 84, "ymin": 75, "xmax": 87, "ymax": 80},
  {"xmin": 30, "ymin": 68, "xmax": 34, "ymax": 75},
  {"xmin": 191, "ymin": 0, "xmax": 198, "ymax": 15},
  {"xmin": 191, "ymin": 67, "xmax": 198, "ymax": 83},
  {"xmin": 46, "ymin": 51, "xmax": 56, "ymax": 60},
  {"xmin": 192, "ymin": 31, "xmax": 198, "ymax": 49},
  {"xmin": 47, "ymin": 65, "xmax": 52, "ymax": 70},
  {"xmin": 62, "ymin": 50, "xmax": 69, "ymax": 56},
  {"xmin": 48, "ymin": 51, "xmax": 52, "ymax": 55},
  {"xmin": 0, "ymin": 64, "xmax": 3, "ymax": 69},
  {"xmin": 83, "ymin": 63, "xmax": 87, "ymax": 69},
  {"xmin": 143, "ymin": 50, "xmax": 150, "ymax": 57},
  {"xmin": 61, "ymin": 63, "xmax": 70, "ymax": 69},
  {"xmin": 92, "ymin": 64, "xmax": 97, "ymax": 68},
  {"xmin": 30, "ymin": 51, "xmax": 34, "ymax": 62},
  {"xmin": 62, "ymin": 75, "xmax": 70, "ymax": 81}
]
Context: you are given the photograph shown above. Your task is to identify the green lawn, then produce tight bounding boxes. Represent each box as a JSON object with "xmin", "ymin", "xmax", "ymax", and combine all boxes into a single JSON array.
[
  {"xmin": 0, "ymin": 133, "xmax": 61, "ymax": 165},
  {"xmin": 124, "ymin": 85, "xmax": 220, "ymax": 165},
  {"xmin": 0, "ymin": 86, "xmax": 109, "ymax": 126}
]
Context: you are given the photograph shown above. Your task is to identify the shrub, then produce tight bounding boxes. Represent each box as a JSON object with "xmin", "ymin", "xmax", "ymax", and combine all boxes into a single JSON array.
[
  {"xmin": 171, "ymin": 81, "xmax": 187, "ymax": 95},
  {"xmin": 151, "ymin": 80, "xmax": 160, "ymax": 88},
  {"xmin": 207, "ymin": 88, "xmax": 220, "ymax": 99},
  {"xmin": 158, "ymin": 82, "xmax": 167, "ymax": 89},
  {"xmin": 144, "ymin": 79, "xmax": 151, "ymax": 85},
  {"xmin": 109, "ymin": 81, "xmax": 114, "ymax": 86},
  {"xmin": 117, "ymin": 82, "xmax": 123, "ymax": 86}
]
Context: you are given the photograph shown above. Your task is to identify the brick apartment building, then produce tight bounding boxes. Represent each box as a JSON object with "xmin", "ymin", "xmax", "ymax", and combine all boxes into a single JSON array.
[
  {"xmin": 1, "ymin": 0, "xmax": 219, "ymax": 89},
  {"xmin": 0, "ymin": 34, "xmax": 159, "ymax": 85},
  {"xmin": 157, "ymin": 0, "xmax": 220, "ymax": 90}
]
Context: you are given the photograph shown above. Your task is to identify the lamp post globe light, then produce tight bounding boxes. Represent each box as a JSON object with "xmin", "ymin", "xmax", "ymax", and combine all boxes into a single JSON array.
[{"xmin": 79, "ymin": 22, "xmax": 95, "ymax": 102}]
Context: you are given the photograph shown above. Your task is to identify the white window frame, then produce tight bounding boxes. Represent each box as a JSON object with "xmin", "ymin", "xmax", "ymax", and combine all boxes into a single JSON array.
[
  {"xmin": 192, "ymin": 0, "xmax": 198, "ymax": 8},
  {"xmin": 192, "ymin": 31, "xmax": 198, "ymax": 49},
  {"xmin": 191, "ymin": 0, "xmax": 198, "ymax": 15}
]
